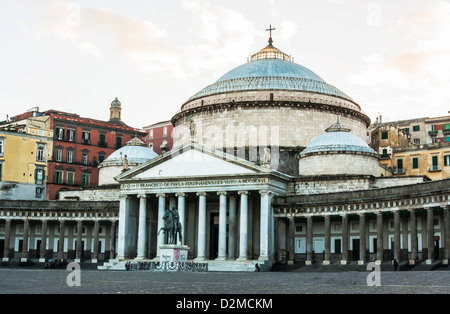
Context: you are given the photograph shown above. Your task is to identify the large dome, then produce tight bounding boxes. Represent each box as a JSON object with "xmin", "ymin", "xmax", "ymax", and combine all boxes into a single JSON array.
[{"xmin": 185, "ymin": 45, "xmax": 353, "ymax": 104}]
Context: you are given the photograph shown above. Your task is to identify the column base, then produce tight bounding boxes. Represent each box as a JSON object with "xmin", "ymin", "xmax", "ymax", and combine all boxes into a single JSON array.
[
  {"xmin": 375, "ymin": 260, "xmax": 382, "ymax": 265},
  {"xmin": 236, "ymin": 257, "xmax": 248, "ymax": 261},
  {"xmin": 287, "ymin": 260, "xmax": 295, "ymax": 265},
  {"xmin": 340, "ymin": 260, "xmax": 348, "ymax": 265},
  {"xmin": 74, "ymin": 258, "xmax": 81, "ymax": 263},
  {"xmin": 426, "ymin": 259, "xmax": 434, "ymax": 264},
  {"xmin": 39, "ymin": 258, "xmax": 46, "ymax": 263},
  {"xmin": 20, "ymin": 258, "xmax": 28, "ymax": 263},
  {"xmin": 2, "ymin": 258, "xmax": 9, "ymax": 262},
  {"xmin": 91, "ymin": 259, "xmax": 98, "ymax": 263},
  {"xmin": 194, "ymin": 257, "xmax": 206, "ymax": 262},
  {"xmin": 409, "ymin": 259, "xmax": 417, "ymax": 265},
  {"xmin": 323, "ymin": 260, "xmax": 330, "ymax": 265},
  {"xmin": 215, "ymin": 257, "xmax": 227, "ymax": 261},
  {"xmin": 305, "ymin": 260, "xmax": 312, "ymax": 265},
  {"xmin": 442, "ymin": 259, "xmax": 449, "ymax": 265},
  {"xmin": 358, "ymin": 260, "xmax": 365, "ymax": 265}
]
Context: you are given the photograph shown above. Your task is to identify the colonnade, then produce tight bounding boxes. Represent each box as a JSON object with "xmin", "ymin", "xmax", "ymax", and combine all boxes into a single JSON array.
[
  {"xmin": 281, "ymin": 206, "xmax": 450, "ymax": 265},
  {"xmin": 117, "ymin": 189, "xmax": 274, "ymax": 263},
  {"xmin": 0, "ymin": 218, "xmax": 117, "ymax": 262}
]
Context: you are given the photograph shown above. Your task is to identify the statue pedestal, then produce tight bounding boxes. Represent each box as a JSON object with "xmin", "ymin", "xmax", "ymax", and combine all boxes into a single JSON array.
[{"xmin": 159, "ymin": 245, "xmax": 190, "ymax": 262}]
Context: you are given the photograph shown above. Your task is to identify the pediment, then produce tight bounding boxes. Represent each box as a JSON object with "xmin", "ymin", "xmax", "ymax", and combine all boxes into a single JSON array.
[{"xmin": 116, "ymin": 143, "xmax": 270, "ymax": 182}]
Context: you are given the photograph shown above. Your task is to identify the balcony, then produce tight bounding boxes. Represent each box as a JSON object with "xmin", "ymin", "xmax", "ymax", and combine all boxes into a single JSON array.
[
  {"xmin": 428, "ymin": 165, "xmax": 442, "ymax": 172},
  {"xmin": 393, "ymin": 168, "xmax": 407, "ymax": 175},
  {"xmin": 428, "ymin": 130, "xmax": 438, "ymax": 137}
]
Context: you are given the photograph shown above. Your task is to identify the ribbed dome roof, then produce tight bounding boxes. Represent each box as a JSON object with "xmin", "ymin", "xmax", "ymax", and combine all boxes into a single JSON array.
[
  {"xmin": 185, "ymin": 43, "xmax": 353, "ymax": 103},
  {"xmin": 300, "ymin": 121, "xmax": 377, "ymax": 156},
  {"xmin": 103, "ymin": 138, "xmax": 158, "ymax": 165}
]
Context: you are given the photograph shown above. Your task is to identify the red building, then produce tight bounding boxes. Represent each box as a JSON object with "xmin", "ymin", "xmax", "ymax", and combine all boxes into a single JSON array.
[
  {"xmin": 143, "ymin": 120, "xmax": 174, "ymax": 155},
  {"xmin": 10, "ymin": 98, "xmax": 147, "ymax": 199}
]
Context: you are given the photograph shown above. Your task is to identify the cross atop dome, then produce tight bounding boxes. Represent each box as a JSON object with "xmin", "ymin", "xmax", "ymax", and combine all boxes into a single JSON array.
[{"xmin": 266, "ymin": 24, "xmax": 276, "ymax": 45}]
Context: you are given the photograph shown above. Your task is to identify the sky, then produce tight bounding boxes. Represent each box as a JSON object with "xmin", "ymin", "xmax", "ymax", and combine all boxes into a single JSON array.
[{"xmin": 1, "ymin": 0, "xmax": 449, "ymax": 129}]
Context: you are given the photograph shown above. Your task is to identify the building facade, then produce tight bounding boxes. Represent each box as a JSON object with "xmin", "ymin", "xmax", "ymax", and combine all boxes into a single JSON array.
[
  {"xmin": 0, "ymin": 123, "xmax": 53, "ymax": 200},
  {"xmin": 143, "ymin": 120, "xmax": 173, "ymax": 155}
]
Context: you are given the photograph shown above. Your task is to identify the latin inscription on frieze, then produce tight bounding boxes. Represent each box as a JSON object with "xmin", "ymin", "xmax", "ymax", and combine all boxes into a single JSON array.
[{"xmin": 121, "ymin": 178, "xmax": 268, "ymax": 190}]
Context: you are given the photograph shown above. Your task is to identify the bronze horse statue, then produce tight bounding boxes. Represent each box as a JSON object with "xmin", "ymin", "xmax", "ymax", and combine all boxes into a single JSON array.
[{"xmin": 158, "ymin": 207, "xmax": 182, "ymax": 245}]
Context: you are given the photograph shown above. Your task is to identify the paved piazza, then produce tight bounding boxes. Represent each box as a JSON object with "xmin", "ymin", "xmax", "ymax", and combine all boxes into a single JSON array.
[{"xmin": 0, "ymin": 268, "xmax": 449, "ymax": 294}]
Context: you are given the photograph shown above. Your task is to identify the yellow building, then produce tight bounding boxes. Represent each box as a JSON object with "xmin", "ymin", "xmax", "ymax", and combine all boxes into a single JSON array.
[
  {"xmin": 393, "ymin": 143, "xmax": 450, "ymax": 180},
  {"xmin": 0, "ymin": 122, "xmax": 53, "ymax": 200}
]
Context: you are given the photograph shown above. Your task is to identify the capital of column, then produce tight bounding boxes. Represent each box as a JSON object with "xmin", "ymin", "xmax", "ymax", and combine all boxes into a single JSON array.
[
  {"xmin": 217, "ymin": 191, "xmax": 227, "ymax": 196},
  {"xmin": 137, "ymin": 193, "xmax": 147, "ymax": 199},
  {"xmin": 259, "ymin": 189, "xmax": 270, "ymax": 195},
  {"xmin": 156, "ymin": 193, "xmax": 166, "ymax": 198},
  {"xmin": 175, "ymin": 192, "xmax": 186, "ymax": 197},
  {"xmin": 196, "ymin": 192, "xmax": 207, "ymax": 197},
  {"xmin": 238, "ymin": 190, "xmax": 249, "ymax": 195},
  {"xmin": 119, "ymin": 193, "xmax": 130, "ymax": 200}
]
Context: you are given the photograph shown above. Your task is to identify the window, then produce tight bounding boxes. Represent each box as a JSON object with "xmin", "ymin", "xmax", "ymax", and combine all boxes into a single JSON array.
[
  {"xmin": 381, "ymin": 131, "xmax": 388, "ymax": 140},
  {"xmin": 413, "ymin": 138, "xmax": 420, "ymax": 145},
  {"xmin": 0, "ymin": 162, "xmax": 2, "ymax": 181},
  {"xmin": 295, "ymin": 225, "xmax": 303, "ymax": 232},
  {"xmin": 82, "ymin": 152, "xmax": 89, "ymax": 165},
  {"xmin": 99, "ymin": 133, "xmax": 106, "ymax": 147},
  {"xmin": 444, "ymin": 155, "xmax": 450, "ymax": 166},
  {"xmin": 82, "ymin": 130, "xmax": 90, "ymax": 144},
  {"xmin": 53, "ymin": 170, "xmax": 64, "ymax": 184},
  {"xmin": 81, "ymin": 173, "xmax": 90, "ymax": 187},
  {"xmin": 67, "ymin": 150, "xmax": 73, "ymax": 163},
  {"xmin": 402, "ymin": 128, "xmax": 410, "ymax": 134},
  {"xmin": 0, "ymin": 139, "xmax": 4, "ymax": 157},
  {"xmin": 115, "ymin": 136, "xmax": 122, "ymax": 149},
  {"xmin": 35, "ymin": 168, "xmax": 45, "ymax": 184},
  {"xmin": 412, "ymin": 157, "xmax": 419, "ymax": 169},
  {"xmin": 98, "ymin": 153, "xmax": 105, "ymax": 163},
  {"xmin": 149, "ymin": 129, "xmax": 153, "ymax": 139},
  {"xmin": 163, "ymin": 126, "xmax": 168, "ymax": 137},
  {"xmin": 56, "ymin": 126, "xmax": 64, "ymax": 140},
  {"xmin": 66, "ymin": 171, "xmax": 74, "ymax": 185},
  {"xmin": 56, "ymin": 148, "xmax": 63, "ymax": 162},
  {"xmin": 67, "ymin": 129, "xmax": 75, "ymax": 142},
  {"xmin": 37, "ymin": 144, "xmax": 45, "ymax": 161},
  {"xmin": 35, "ymin": 187, "xmax": 43, "ymax": 198},
  {"xmin": 413, "ymin": 125, "xmax": 420, "ymax": 132}
]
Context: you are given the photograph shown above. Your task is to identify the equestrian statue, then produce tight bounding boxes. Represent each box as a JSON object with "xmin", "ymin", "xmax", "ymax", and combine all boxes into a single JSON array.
[{"xmin": 158, "ymin": 207, "xmax": 183, "ymax": 245}]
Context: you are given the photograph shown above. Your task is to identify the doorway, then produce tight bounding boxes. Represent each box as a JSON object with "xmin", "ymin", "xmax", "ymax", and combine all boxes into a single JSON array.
[
  {"xmin": 209, "ymin": 213, "xmax": 219, "ymax": 260},
  {"xmin": 352, "ymin": 239, "xmax": 360, "ymax": 261},
  {"xmin": 434, "ymin": 237, "xmax": 440, "ymax": 260}
]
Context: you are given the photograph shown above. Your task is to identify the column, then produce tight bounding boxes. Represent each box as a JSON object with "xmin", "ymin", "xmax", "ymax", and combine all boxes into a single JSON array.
[
  {"xmin": 393, "ymin": 210, "xmax": 400, "ymax": 262},
  {"xmin": 2, "ymin": 219, "xmax": 11, "ymax": 262},
  {"xmin": 376, "ymin": 212, "xmax": 383, "ymax": 264},
  {"xmin": 237, "ymin": 191, "xmax": 249, "ymax": 261},
  {"xmin": 426, "ymin": 207, "xmax": 434, "ymax": 264},
  {"xmin": 195, "ymin": 192, "xmax": 207, "ymax": 260},
  {"xmin": 117, "ymin": 194, "xmax": 129, "ymax": 260},
  {"xmin": 21, "ymin": 219, "xmax": 30, "ymax": 262},
  {"xmin": 409, "ymin": 208, "xmax": 418, "ymax": 265},
  {"xmin": 176, "ymin": 192, "xmax": 186, "ymax": 245},
  {"xmin": 58, "ymin": 219, "xmax": 65, "ymax": 260},
  {"xmin": 156, "ymin": 193, "xmax": 166, "ymax": 259},
  {"xmin": 75, "ymin": 220, "xmax": 83, "ymax": 263},
  {"xmin": 341, "ymin": 213, "xmax": 348, "ymax": 265},
  {"xmin": 136, "ymin": 193, "xmax": 147, "ymax": 259},
  {"xmin": 92, "ymin": 219, "xmax": 100, "ymax": 263},
  {"xmin": 443, "ymin": 206, "xmax": 450, "ymax": 265},
  {"xmin": 228, "ymin": 194, "xmax": 237, "ymax": 259},
  {"xmin": 216, "ymin": 191, "xmax": 227, "ymax": 260},
  {"xmin": 324, "ymin": 215, "xmax": 331, "ymax": 265},
  {"xmin": 39, "ymin": 219, "xmax": 48, "ymax": 262},
  {"xmin": 306, "ymin": 216, "xmax": 313, "ymax": 265},
  {"xmin": 259, "ymin": 189, "xmax": 270, "ymax": 260},
  {"xmin": 109, "ymin": 220, "xmax": 116, "ymax": 260},
  {"xmin": 359, "ymin": 213, "xmax": 366, "ymax": 265},
  {"xmin": 288, "ymin": 217, "xmax": 295, "ymax": 265}
]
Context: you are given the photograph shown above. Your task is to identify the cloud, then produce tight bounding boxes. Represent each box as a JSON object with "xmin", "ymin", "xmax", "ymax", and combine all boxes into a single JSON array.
[
  {"xmin": 347, "ymin": 1, "xmax": 450, "ymax": 120},
  {"xmin": 77, "ymin": 41, "xmax": 102, "ymax": 58}
]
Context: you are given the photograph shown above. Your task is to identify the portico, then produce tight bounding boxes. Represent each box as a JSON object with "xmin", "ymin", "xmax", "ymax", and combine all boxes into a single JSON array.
[{"xmin": 114, "ymin": 143, "xmax": 289, "ymax": 269}]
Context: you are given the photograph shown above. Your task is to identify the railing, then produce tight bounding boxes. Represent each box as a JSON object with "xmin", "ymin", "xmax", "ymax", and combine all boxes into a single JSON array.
[
  {"xmin": 127, "ymin": 261, "xmax": 208, "ymax": 272},
  {"xmin": 393, "ymin": 168, "xmax": 407, "ymax": 174},
  {"xmin": 428, "ymin": 165, "xmax": 442, "ymax": 172}
]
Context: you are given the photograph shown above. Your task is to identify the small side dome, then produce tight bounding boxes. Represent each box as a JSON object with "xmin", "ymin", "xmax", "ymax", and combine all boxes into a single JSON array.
[{"xmin": 299, "ymin": 119, "xmax": 379, "ymax": 177}]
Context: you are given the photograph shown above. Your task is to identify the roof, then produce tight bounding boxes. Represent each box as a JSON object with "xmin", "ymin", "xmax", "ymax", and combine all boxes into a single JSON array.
[
  {"xmin": 103, "ymin": 137, "xmax": 158, "ymax": 165},
  {"xmin": 301, "ymin": 121, "xmax": 377, "ymax": 156},
  {"xmin": 184, "ymin": 43, "xmax": 354, "ymax": 104}
]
